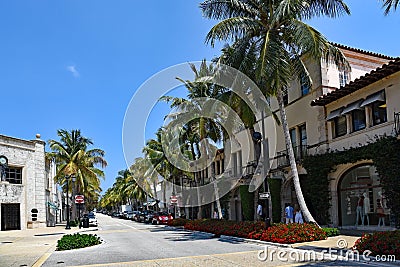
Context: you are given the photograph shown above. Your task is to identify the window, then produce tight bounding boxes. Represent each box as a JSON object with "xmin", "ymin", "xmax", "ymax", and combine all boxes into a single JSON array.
[
  {"xmin": 5, "ymin": 167, "xmax": 22, "ymax": 184},
  {"xmin": 300, "ymin": 75, "xmax": 311, "ymax": 96},
  {"xmin": 289, "ymin": 128, "xmax": 297, "ymax": 147},
  {"xmin": 361, "ymin": 90, "xmax": 387, "ymax": 126},
  {"xmin": 334, "ymin": 115, "xmax": 347, "ymax": 137},
  {"xmin": 339, "ymin": 69, "xmax": 350, "ymax": 87},
  {"xmin": 352, "ymin": 108, "xmax": 366, "ymax": 132},
  {"xmin": 371, "ymin": 101, "xmax": 387, "ymax": 126},
  {"xmin": 299, "ymin": 124, "xmax": 307, "ymax": 158}
]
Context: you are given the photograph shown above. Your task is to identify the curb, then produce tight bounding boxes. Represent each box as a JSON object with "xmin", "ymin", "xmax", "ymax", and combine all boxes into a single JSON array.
[
  {"xmin": 219, "ymin": 235, "xmax": 293, "ymax": 248},
  {"xmin": 165, "ymin": 225, "xmax": 293, "ymax": 248}
]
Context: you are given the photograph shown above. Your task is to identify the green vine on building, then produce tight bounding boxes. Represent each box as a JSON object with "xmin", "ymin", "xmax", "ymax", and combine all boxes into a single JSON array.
[{"xmin": 302, "ymin": 135, "xmax": 400, "ymax": 227}]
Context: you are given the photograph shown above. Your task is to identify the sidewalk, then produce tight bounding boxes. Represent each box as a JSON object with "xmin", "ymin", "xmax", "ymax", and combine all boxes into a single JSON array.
[{"xmin": 0, "ymin": 223, "xmax": 95, "ymax": 267}]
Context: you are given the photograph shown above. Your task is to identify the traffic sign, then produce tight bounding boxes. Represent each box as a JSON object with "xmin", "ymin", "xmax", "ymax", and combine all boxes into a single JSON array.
[
  {"xmin": 75, "ymin": 195, "xmax": 85, "ymax": 204},
  {"xmin": 170, "ymin": 195, "xmax": 177, "ymax": 204},
  {"xmin": 259, "ymin": 192, "xmax": 270, "ymax": 199}
]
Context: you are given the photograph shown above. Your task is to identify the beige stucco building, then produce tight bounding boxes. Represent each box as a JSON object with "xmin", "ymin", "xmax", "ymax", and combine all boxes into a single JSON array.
[{"xmin": 220, "ymin": 44, "xmax": 399, "ymax": 226}]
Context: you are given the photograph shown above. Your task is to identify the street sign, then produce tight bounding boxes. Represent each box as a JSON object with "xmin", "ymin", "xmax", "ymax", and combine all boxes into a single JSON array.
[
  {"xmin": 259, "ymin": 192, "xmax": 270, "ymax": 199},
  {"xmin": 170, "ymin": 195, "xmax": 177, "ymax": 204},
  {"xmin": 75, "ymin": 195, "xmax": 85, "ymax": 204}
]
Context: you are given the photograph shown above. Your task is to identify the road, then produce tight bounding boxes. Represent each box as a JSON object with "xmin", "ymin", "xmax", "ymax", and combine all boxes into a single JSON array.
[{"xmin": 41, "ymin": 214, "xmax": 399, "ymax": 267}]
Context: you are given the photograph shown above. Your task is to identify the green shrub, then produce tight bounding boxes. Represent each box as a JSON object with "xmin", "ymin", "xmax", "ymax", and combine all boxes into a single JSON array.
[
  {"xmin": 322, "ymin": 227, "xmax": 340, "ymax": 237},
  {"xmin": 56, "ymin": 233, "xmax": 101, "ymax": 251},
  {"xmin": 69, "ymin": 219, "xmax": 79, "ymax": 227},
  {"xmin": 353, "ymin": 230, "xmax": 400, "ymax": 258}
]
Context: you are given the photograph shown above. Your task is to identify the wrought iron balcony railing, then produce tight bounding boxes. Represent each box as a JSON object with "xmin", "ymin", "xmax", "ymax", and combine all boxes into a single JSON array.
[{"xmin": 275, "ymin": 145, "xmax": 308, "ymax": 168}]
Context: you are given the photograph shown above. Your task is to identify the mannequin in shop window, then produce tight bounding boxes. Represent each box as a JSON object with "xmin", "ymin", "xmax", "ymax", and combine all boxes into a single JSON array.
[
  {"xmin": 377, "ymin": 199, "xmax": 385, "ymax": 227},
  {"xmin": 363, "ymin": 192, "xmax": 370, "ymax": 226},
  {"xmin": 355, "ymin": 195, "xmax": 365, "ymax": 226}
]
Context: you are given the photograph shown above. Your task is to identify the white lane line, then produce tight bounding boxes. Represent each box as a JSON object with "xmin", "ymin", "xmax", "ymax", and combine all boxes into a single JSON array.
[{"xmin": 114, "ymin": 220, "xmax": 138, "ymax": 230}]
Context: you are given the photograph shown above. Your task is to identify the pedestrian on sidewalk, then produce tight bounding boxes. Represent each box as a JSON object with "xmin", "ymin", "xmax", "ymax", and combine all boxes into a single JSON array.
[
  {"xmin": 295, "ymin": 208, "xmax": 303, "ymax": 223},
  {"xmin": 284, "ymin": 203, "xmax": 294, "ymax": 224}
]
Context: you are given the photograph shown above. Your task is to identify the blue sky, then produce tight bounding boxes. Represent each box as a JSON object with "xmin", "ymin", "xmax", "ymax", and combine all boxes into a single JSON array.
[{"xmin": 1, "ymin": 1, "xmax": 399, "ymax": 192}]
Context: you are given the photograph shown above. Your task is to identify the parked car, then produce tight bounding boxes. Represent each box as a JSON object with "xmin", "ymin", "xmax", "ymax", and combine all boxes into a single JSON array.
[
  {"xmin": 82, "ymin": 213, "xmax": 98, "ymax": 227},
  {"xmin": 133, "ymin": 211, "xmax": 142, "ymax": 222},
  {"xmin": 138, "ymin": 210, "xmax": 154, "ymax": 223},
  {"xmin": 124, "ymin": 211, "xmax": 135, "ymax": 220},
  {"xmin": 130, "ymin": 211, "xmax": 140, "ymax": 221},
  {"xmin": 152, "ymin": 212, "xmax": 173, "ymax": 225}
]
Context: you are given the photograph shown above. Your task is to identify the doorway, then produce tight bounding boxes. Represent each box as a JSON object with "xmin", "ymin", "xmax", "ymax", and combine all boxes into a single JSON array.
[{"xmin": 1, "ymin": 203, "xmax": 21, "ymax": 230}]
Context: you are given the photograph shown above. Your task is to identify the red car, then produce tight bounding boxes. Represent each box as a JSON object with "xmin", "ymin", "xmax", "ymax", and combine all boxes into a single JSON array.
[{"xmin": 152, "ymin": 212, "xmax": 173, "ymax": 225}]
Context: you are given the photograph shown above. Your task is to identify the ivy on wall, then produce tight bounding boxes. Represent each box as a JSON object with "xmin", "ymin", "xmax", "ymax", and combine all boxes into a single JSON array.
[
  {"xmin": 268, "ymin": 179, "xmax": 282, "ymax": 223},
  {"xmin": 239, "ymin": 185, "xmax": 254, "ymax": 221},
  {"xmin": 302, "ymin": 135, "xmax": 400, "ymax": 227}
]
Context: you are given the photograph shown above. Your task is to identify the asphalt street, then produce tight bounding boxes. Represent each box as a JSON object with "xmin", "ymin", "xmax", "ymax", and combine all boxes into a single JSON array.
[
  {"xmin": 40, "ymin": 214, "xmax": 399, "ymax": 267},
  {"xmin": 42, "ymin": 213, "xmax": 266, "ymax": 266}
]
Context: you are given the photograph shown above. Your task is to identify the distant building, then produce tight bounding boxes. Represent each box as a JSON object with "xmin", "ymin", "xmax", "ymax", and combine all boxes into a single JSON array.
[{"xmin": 0, "ymin": 134, "xmax": 58, "ymax": 230}]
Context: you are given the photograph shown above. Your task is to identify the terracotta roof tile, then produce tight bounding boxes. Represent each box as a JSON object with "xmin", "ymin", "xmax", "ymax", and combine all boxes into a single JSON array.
[{"xmin": 311, "ymin": 57, "xmax": 400, "ymax": 106}]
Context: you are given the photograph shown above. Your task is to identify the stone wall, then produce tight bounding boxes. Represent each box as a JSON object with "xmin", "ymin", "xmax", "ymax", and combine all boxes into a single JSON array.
[{"xmin": 0, "ymin": 134, "xmax": 47, "ymax": 230}]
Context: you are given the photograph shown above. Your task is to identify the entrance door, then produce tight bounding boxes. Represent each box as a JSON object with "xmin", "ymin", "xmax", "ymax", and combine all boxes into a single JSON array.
[{"xmin": 1, "ymin": 203, "xmax": 21, "ymax": 230}]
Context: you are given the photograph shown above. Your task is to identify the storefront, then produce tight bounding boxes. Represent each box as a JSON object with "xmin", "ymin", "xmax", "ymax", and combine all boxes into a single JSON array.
[{"xmin": 338, "ymin": 164, "xmax": 389, "ymax": 226}]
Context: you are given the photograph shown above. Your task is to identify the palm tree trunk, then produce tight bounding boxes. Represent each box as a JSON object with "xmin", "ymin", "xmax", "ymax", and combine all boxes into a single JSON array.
[
  {"xmin": 211, "ymin": 162, "xmax": 223, "ymax": 218},
  {"xmin": 276, "ymin": 87, "xmax": 317, "ymax": 224}
]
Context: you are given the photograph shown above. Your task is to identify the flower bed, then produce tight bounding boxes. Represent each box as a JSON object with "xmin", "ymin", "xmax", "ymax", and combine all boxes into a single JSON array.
[
  {"xmin": 168, "ymin": 219, "xmax": 327, "ymax": 244},
  {"xmin": 353, "ymin": 231, "xmax": 400, "ymax": 258},
  {"xmin": 184, "ymin": 219, "xmax": 265, "ymax": 238},
  {"xmin": 248, "ymin": 223, "xmax": 327, "ymax": 243}
]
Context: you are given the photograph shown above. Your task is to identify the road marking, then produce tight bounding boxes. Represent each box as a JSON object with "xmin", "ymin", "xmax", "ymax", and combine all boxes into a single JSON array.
[
  {"xmin": 32, "ymin": 252, "xmax": 52, "ymax": 267},
  {"xmin": 116, "ymin": 220, "xmax": 138, "ymax": 229},
  {"xmin": 69, "ymin": 250, "xmax": 260, "ymax": 267}
]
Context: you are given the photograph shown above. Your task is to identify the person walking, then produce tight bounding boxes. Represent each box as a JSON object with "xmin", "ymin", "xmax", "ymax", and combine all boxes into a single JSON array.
[
  {"xmin": 285, "ymin": 203, "xmax": 294, "ymax": 224},
  {"xmin": 295, "ymin": 208, "xmax": 304, "ymax": 223},
  {"xmin": 257, "ymin": 202, "xmax": 263, "ymax": 221}
]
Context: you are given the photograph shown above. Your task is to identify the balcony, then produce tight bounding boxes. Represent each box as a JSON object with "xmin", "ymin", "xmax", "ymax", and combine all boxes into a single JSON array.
[
  {"xmin": 241, "ymin": 160, "xmax": 257, "ymax": 179},
  {"xmin": 275, "ymin": 145, "xmax": 308, "ymax": 169}
]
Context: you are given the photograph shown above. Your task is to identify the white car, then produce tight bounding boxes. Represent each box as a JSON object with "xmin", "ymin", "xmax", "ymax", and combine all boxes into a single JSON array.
[{"xmin": 87, "ymin": 213, "xmax": 98, "ymax": 227}]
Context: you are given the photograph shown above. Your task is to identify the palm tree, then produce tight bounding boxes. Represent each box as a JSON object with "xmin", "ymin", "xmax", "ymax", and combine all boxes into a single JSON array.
[
  {"xmin": 48, "ymin": 129, "xmax": 107, "ymax": 216},
  {"xmin": 382, "ymin": 0, "xmax": 399, "ymax": 14},
  {"xmin": 200, "ymin": 0, "xmax": 350, "ymax": 223},
  {"xmin": 161, "ymin": 60, "xmax": 226, "ymax": 219}
]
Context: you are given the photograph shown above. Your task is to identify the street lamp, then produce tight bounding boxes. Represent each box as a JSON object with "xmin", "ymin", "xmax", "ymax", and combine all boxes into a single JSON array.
[{"xmin": 65, "ymin": 174, "xmax": 75, "ymax": 230}]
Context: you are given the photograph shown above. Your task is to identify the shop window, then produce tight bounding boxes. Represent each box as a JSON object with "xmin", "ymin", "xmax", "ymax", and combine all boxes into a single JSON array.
[
  {"xmin": 339, "ymin": 165, "xmax": 384, "ymax": 227},
  {"xmin": 333, "ymin": 115, "xmax": 347, "ymax": 137},
  {"xmin": 352, "ymin": 108, "xmax": 366, "ymax": 132}
]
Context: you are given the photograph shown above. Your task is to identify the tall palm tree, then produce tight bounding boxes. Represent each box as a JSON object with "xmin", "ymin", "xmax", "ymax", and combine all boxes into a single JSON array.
[
  {"xmin": 200, "ymin": 0, "xmax": 350, "ymax": 223},
  {"xmin": 382, "ymin": 0, "xmax": 399, "ymax": 14},
  {"xmin": 161, "ymin": 60, "xmax": 227, "ymax": 219},
  {"xmin": 48, "ymin": 129, "xmax": 107, "ymax": 214}
]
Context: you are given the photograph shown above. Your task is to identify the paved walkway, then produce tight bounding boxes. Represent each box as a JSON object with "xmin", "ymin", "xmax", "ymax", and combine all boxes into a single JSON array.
[
  {"xmin": 0, "ymin": 224, "xmax": 95, "ymax": 267},
  {"xmin": 0, "ymin": 224, "xmax": 397, "ymax": 267}
]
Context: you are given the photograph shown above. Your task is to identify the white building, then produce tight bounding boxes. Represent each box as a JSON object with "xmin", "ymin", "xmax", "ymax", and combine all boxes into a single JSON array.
[{"xmin": 0, "ymin": 134, "xmax": 58, "ymax": 230}]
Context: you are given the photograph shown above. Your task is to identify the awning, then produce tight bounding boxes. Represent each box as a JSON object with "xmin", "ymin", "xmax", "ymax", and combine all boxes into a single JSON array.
[
  {"xmin": 47, "ymin": 201, "xmax": 58, "ymax": 210},
  {"xmin": 341, "ymin": 100, "xmax": 363, "ymax": 115},
  {"xmin": 360, "ymin": 91, "xmax": 385, "ymax": 107},
  {"xmin": 326, "ymin": 108, "xmax": 343, "ymax": 121}
]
